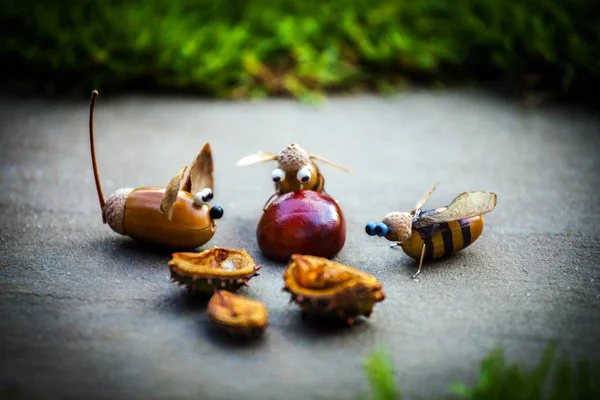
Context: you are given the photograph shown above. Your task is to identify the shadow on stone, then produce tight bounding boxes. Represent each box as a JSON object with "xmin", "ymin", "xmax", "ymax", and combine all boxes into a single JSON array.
[
  {"xmin": 0, "ymin": 383, "xmax": 21, "ymax": 400},
  {"xmin": 157, "ymin": 288, "xmax": 211, "ymax": 316},
  {"xmin": 90, "ymin": 235, "xmax": 223, "ymax": 258},
  {"xmin": 409, "ymin": 251, "xmax": 481, "ymax": 279},
  {"xmin": 202, "ymin": 322, "xmax": 266, "ymax": 349},
  {"xmin": 383, "ymin": 247, "xmax": 480, "ymax": 279},
  {"xmin": 282, "ymin": 310, "xmax": 371, "ymax": 338}
]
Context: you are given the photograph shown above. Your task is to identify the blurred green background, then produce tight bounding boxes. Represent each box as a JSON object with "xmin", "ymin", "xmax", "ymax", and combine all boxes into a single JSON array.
[{"xmin": 2, "ymin": 0, "xmax": 599, "ymax": 101}]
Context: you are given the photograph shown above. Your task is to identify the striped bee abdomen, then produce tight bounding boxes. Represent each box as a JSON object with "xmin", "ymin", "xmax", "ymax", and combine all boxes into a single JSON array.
[{"xmin": 400, "ymin": 215, "xmax": 485, "ymax": 260}]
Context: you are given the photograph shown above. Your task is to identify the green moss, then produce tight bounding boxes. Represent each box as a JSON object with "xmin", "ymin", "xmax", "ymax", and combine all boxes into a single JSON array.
[{"xmin": 2, "ymin": 0, "xmax": 599, "ymax": 99}]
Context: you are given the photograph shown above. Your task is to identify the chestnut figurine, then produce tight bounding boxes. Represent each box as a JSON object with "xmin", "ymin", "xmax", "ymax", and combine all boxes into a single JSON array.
[
  {"xmin": 88, "ymin": 90, "xmax": 224, "ymax": 249},
  {"xmin": 236, "ymin": 143, "xmax": 351, "ymax": 210},
  {"xmin": 256, "ymin": 190, "xmax": 346, "ymax": 261},
  {"xmin": 237, "ymin": 143, "xmax": 350, "ymax": 260}
]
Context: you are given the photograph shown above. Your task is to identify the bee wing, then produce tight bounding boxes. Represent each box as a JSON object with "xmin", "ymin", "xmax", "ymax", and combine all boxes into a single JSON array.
[
  {"xmin": 308, "ymin": 153, "xmax": 352, "ymax": 173},
  {"xmin": 413, "ymin": 182, "xmax": 439, "ymax": 211},
  {"xmin": 182, "ymin": 143, "xmax": 214, "ymax": 195},
  {"xmin": 235, "ymin": 151, "xmax": 278, "ymax": 167},
  {"xmin": 160, "ymin": 165, "xmax": 188, "ymax": 221},
  {"xmin": 413, "ymin": 191, "xmax": 497, "ymax": 228}
]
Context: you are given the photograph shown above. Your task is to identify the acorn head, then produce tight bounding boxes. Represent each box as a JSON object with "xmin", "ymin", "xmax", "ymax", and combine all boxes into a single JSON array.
[
  {"xmin": 102, "ymin": 188, "xmax": 133, "ymax": 235},
  {"xmin": 277, "ymin": 143, "xmax": 310, "ymax": 172},
  {"xmin": 382, "ymin": 212, "xmax": 413, "ymax": 243}
]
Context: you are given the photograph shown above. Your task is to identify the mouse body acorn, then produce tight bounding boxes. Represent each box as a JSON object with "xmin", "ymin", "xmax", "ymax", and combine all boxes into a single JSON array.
[{"xmin": 89, "ymin": 90, "xmax": 223, "ymax": 250}]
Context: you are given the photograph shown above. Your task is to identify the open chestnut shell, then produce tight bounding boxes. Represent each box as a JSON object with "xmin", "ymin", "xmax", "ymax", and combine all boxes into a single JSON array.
[
  {"xmin": 257, "ymin": 191, "xmax": 346, "ymax": 261},
  {"xmin": 282, "ymin": 254, "xmax": 385, "ymax": 326},
  {"xmin": 168, "ymin": 248, "xmax": 261, "ymax": 294},
  {"xmin": 207, "ymin": 290, "xmax": 268, "ymax": 337}
]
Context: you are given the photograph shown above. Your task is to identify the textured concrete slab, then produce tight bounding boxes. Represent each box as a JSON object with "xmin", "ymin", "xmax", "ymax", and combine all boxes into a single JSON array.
[{"xmin": 1, "ymin": 90, "xmax": 599, "ymax": 400}]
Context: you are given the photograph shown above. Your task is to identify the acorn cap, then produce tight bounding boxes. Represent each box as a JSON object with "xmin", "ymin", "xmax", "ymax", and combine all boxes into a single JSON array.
[
  {"xmin": 277, "ymin": 143, "xmax": 310, "ymax": 172},
  {"xmin": 382, "ymin": 212, "xmax": 413, "ymax": 242},
  {"xmin": 102, "ymin": 188, "xmax": 133, "ymax": 235}
]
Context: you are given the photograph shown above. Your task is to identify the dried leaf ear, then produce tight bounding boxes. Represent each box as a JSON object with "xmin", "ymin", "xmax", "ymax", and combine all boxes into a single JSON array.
[
  {"xmin": 183, "ymin": 143, "xmax": 214, "ymax": 195},
  {"xmin": 160, "ymin": 165, "xmax": 188, "ymax": 221}
]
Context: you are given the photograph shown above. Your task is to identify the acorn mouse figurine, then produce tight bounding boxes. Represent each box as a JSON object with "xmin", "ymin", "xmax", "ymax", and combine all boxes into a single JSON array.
[
  {"xmin": 89, "ymin": 90, "xmax": 224, "ymax": 249},
  {"xmin": 236, "ymin": 143, "xmax": 350, "ymax": 261}
]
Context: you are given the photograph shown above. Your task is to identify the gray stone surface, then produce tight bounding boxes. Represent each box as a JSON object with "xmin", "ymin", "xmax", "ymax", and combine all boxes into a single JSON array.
[{"xmin": 1, "ymin": 90, "xmax": 599, "ymax": 400}]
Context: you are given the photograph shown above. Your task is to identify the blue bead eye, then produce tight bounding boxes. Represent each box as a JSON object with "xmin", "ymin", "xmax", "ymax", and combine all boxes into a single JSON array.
[
  {"xmin": 365, "ymin": 222, "xmax": 377, "ymax": 236},
  {"xmin": 375, "ymin": 223, "xmax": 389, "ymax": 237}
]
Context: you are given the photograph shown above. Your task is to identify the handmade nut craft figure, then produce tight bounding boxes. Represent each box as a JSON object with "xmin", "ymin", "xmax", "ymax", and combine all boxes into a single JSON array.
[
  {"xmin": 236, "ymin": 144, "xmax": 350, "ymax": 261},
  {"xmin": 88, "ymin": 90, "xmax": 223, "ymax": 249},
  {"xmin": 365, "ymin": 183, "xmax": 497, "ymax": 278},
  {"xmin": 236, "ymin": 143, "xmax": 351, "ymax": 210}
]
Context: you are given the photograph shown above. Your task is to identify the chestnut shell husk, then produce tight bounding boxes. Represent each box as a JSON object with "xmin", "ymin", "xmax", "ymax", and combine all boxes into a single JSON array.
[
  {"xmin": 282, "ymin": 254, "xmax": 385, "ymax": 325},
  {"xmin": 168, "ymin": 248, "xmax": 261, "ymax": 294},
  {"xmin": 207, "ymin": 290, "xmax": 268, "ymax": 337}
]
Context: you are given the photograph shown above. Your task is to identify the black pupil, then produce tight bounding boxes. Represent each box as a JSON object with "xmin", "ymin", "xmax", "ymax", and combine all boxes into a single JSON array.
[
  {"xmin": 374, "ymin": 225, "xmax": 382, "ymax": 235},
  {"xmin": 301, "ymin": 175, "xmax": 309, "ymax": 182},
  {"xmin": 365, "ymin": 225, "xmax": 372, "ymax": 234},
  {"xmin": 273, "ymin": 176, "xmax": 280, "ymax": 182}
]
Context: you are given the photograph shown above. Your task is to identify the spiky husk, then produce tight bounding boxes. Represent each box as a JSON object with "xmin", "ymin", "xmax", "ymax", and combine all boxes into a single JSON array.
[
  {"xmin": 168, "ymin": 248, "xmax": 261, "ymax": 294},
  {"xmin": 282, "ymin": 254, "xmax": 385, "ymax": 326},
  {"xmin": 207, "ymin": 290, "xmax": 268, "ymax": 337}
]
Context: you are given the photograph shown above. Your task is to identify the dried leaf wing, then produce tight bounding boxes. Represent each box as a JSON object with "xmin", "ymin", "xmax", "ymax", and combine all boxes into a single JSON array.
[
  {"xmin": 235, "ymin": 151, "xmax": 278, "ymax": 167},
  {"xmin": 160, "ymin": 165, "xmax": 188, "ymax": 221},
  {"xmin": 413, "ymin": 182, "xmax": 439, "ymax": 211},
  {"xmin": 183, "ymin": 143, "xmax": 214, "ymax": 194},
  {"xmin": 308, "ymin": 152, "xmax": 352, "ymax": 173},
  {"xmin": 413, "ymin": 191, "xmax": 497, "ymax": 228}
]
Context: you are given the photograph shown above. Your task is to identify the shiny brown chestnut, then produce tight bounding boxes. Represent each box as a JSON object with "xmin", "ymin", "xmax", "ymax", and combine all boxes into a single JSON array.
[{"xmin": 256, "ymin": 190, "xmax": 346, "ymax": 261}]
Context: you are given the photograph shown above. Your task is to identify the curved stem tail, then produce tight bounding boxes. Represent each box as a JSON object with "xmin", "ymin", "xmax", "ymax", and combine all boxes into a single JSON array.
[{"xmin": 89, "ymin": 90, "xmax": 106, "ymax": 222}]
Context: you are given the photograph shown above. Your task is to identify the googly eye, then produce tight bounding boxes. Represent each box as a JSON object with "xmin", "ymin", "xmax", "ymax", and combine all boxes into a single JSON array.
[
  {"xmin": 193, "ymin": 188, "xmax": 213, "ymax": 206},
  {"xmin": 297, "ymin": 166, "xmax": 311, "ymax": 183},
  {"xmin": 375, "ymin": 223, "xmax": 389, "ymax": 237},
  {"xmin": 365, "ymin": 222, "xmax": 377, "ymax": 236},
  {"xmin": 272, "ymin": 168, "xmax": 285, "ymax": 183}
]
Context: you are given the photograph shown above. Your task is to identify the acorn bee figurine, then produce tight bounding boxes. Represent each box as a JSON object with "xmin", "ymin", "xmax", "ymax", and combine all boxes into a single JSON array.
[
  {"xmin": 88, "ymin": 90, "xmax": 224, "ymax": 249},
  {"xmin": 365, "ymin": 183, "xmax": 497, "ymax": 278},
  {"xmin": 236, "ymin": 143, "xmax": 351, "ymax": 210},
  {"xmin": 236, "ymin": 143, "xmax": 350, "ymax": 261}
]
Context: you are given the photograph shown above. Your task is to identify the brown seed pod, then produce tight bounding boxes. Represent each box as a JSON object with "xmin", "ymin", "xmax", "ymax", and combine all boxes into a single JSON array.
[
  {"xmin": 282, "ymin": 254, "xmax": 385, "ymax": 326},
  {"xmin": 207, "ymin": 290, "xmax": 268, "ymax": 337},
  {"xmin": 168, "ymin": 248, "xmax": 261, "ymax": 294}
]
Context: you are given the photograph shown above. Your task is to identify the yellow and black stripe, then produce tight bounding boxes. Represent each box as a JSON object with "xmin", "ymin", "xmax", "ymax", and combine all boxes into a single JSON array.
[{"xmin": 400, "ymin": 214, "xmax": 485, "ymax": 260}]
